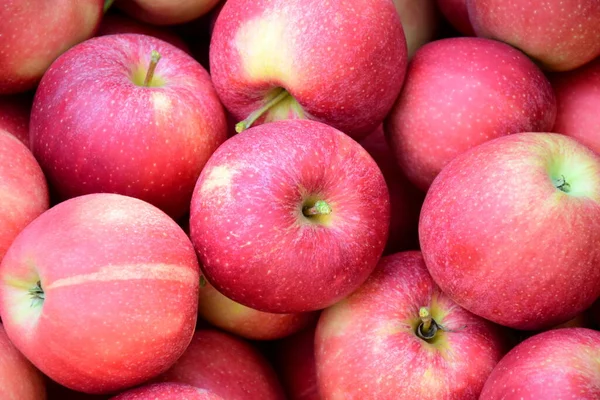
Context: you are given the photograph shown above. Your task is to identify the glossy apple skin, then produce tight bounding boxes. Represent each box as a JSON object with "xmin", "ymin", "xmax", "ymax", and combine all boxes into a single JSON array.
[
  {"xmin": 468, "ymin": 0, "xmax": 600, "ymax": 71},
  {"xmin": 0, "ymin": 93, "xmax": 32, "ymax": 146},
  {"xmin": 30, "ymin": 34, "xmax": 227, "ymax": 220},
  {"xmin": 209, "ymin": 0, "xmax": 407, "ymax": 139},
  {"xmin": 315, "ymin": 251, "xmax": 507, "ymax": 399},
  {"xmin": 551, "ymin": 57, "xmax": 600, "ymax": 153},
  {"xmin": 393, "ymin": 0, "xmax": 439, "ymax": 58},
  {"xmin": 436, "ymin": 0, "xmax": 474, "ymax": 35},
  {"xmin": 190, "ymin": 120, "xmax": 390, "ymax": 313},
  {"xmin": 0, "ymin": 0, "xmax": 103, "ymax": 94},
  {"xmin": 0, "ymin": 130, "xmax": 49, "ymax": 262},
  {"xmin": 480, "ymin": 328, "xmax": 600, "ymax": 399},
  {"xmin": 158, "ymin": 329, "xmax": 286, "ymax": 400},
  {"xmin": 111, "ymin": 383, "xmax": 224, "ymax": 400},
  {"xmin": 420, "ymin": 132, "xmax": 600, "ymax": 330},
  {"xmin": 385, "ymin": 37, "xmax": 556, "ymax": 191},
  {"xmin": 117, "ymin": 0, "xmax": 222, "ymax": 25},
  {"xmin": 0, "ymin": 193, "xmax": 200, "ymax": 394}
]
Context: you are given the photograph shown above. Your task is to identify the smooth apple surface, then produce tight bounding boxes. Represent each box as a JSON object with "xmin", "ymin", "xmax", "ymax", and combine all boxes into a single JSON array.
[
  {"xmin": 480, "ymin": 328, "xmax": 600, "ymax": 399},
  {"xmin": 385, "ymin": 37, "xmax": 556, "ymax": 190},
  {"xmin": 436, "ymin": 0, "xmax": 474, "ymax": 35},
  {"xmin": 190, "ymin": 119, "xmax": 390, "ymax": 313},
  {"xmin": 468, "ymin": 0, "xmax": 600, "ymax": 71},
  {"xmin": 316, "ymin": 251, "xmax": 506, "ymax": 399},
  {"xmin": 0, "ymin": 193, "xmax": 200, "ymax": 394},
  {"xmin": 0, "ymin": 93, "xmax": 32, "ymax": 146},
  {"xmin": 0, "ymin": 0, "xmax": 103, "ymax": 94},
  {"xmin": 209, "ymin": 0, "xmax": 407, "ymax": 139},
  {"xmin": 393, "ymin": 0, "xmax": 439, "ymax": 58},
  {"xmin": 111, "ymin": 383, "xmax": 223, "ymax": 400},
  {"xmin": 420, "ymin": 132, "xmax": 600, "ymax": 330},
  {"xmin": 117, "ymin": 0, "xmax": 222, "ymax": 25},
  {"xmin": 158, "ymin": 329, "xmax": 286, "ymax": 400},
  {"xmin": 30, "ymin": 33, "xmax": 227, "ymax": 220}
]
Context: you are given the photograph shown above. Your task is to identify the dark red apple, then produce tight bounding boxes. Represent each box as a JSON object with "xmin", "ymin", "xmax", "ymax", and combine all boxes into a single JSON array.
[
  {"xmin": 111, "ymin": 383, "xmax": 223, "ymax": 400},
  {"xmin": 436, "ymin": 0, "xmax": 474, "ymax": 36}
]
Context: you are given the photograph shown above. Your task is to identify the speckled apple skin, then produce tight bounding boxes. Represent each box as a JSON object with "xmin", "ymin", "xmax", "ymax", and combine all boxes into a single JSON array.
[
  {"xmin": 0, "ymin": 193, "xmax": 200, "ymax": 394},
  {"xmin": 158, "ymin": 329, "xmax": 286, "ymax": 400},
  {"xmin": 190, "ymin": 119, "xmax": 390, "ymax": 313},
  {"xmin": 111, "ymin": 383, "xmax": 224, "ymax": 400},
  {"xmin": 0, "ymin": 94, "xmax": 32, "ymax": 146},
  {"xmin": 117, "ymin": 0, "xmax": 221, "ymax": 25},
  {"xmin": 480, "ymin": 328, "xmax": 600, "ymax": 399},
  {"xmin": 30, "ymin": 33, "xmax": 227, "ymax": 220},
  {"xmin": 315, "ymin": 251, "xmax": 506, "ymax": 400},
  {"xmin": 209, "ymin": 0, "xmax": 407, "ymax": 140},
  {"xmin": 419, "ymin": 132, "xmax": 600, "ymax": 330},
  {"xmin": 385, "ymin": 37, "xmax": 556, "ymax": 191},
  {"xmin": 468, "ymin": 0, "xmax": 600, "ymax": 72}
]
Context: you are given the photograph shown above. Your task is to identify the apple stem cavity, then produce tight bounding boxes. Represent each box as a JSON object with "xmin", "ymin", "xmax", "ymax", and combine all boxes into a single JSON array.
[
  {"xmin": 553, "ymin": 175, "xmax": 571, "ymax": 193},
  {"xmin": 29, "ymin": 280, "xmax": 45, "ymax": 308},
  {"xmin": 416, "ymin": 307, "xmax": 441, "ymax": 341},
  {"xmin": 143, "ymin": 50, "xmax": 162, "ymax": 87},
  {"xmin": 302, "ymin": 200, "xmax": 332, "ymax": 217},
  {"xmin": 235, "ymin": 89, "xmax": 291, "ymax": 133}
]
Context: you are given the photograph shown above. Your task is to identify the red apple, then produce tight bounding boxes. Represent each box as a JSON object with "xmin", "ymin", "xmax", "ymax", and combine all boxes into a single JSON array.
[
  {"xmin": 420, "ymin": 132, "xmax": 600, "ymax": 330},
  {"xmin": 0, "ymin": 0, "xmax": 103, "ymax": 94},
  {"xmin": 197, "ymin": 275, "xmax": 318, "ymax": 340},
  {"xmin": 0, "ymin": 193, "xmax": 200, "ymax": 394},
  {"xmin": 0, "ymin": 129, "xmax": 49, "ymax": 262},
  {"xmin": 117, "ymin": 0, "xmax": 222, "ymax": 25},
  {"xmin": 209, "ymin": 0, "xmax": 407, "ymax": 139},
  {"xmin": 480, "ymin": 328, "xmax": 600, "ymax": 399},
  {"xmin": 385, "ymin": 37, "xmax": 556, "ymax": 190},
  {"xmin": 158, "ymin": 329, "xmax": 286, "ymax": 400},
  {"xmin": 0, "ymin": 93, "xmax": 32, "ymax": 146},
  {"xmin": 393, "ymin": 0, "xmax": 439, "ymax": 58},
  {"xmin": 436, "ymin": 0, "xmax": 474, "ymax": 36},
  {"xmin": 30, "ymin": 33, "xmax": 227, "ymax": 220},
  {"xmin": 551, "ymin": 57, "xmax": 600, "ymax": 153},
  {"xmin": 468, "ymin": 0, "xmax": 600, "ymax": 71},
  {"xmin": 111, "ymin": 383, "xmax": 223, "ymax": 400},
  {"xmin": 190, "ymin": 119, "xmax": 390, "ymax": 313},
  {"xmin": 315, "ymin": 251, "xmax": 507, "ymax": 399}
]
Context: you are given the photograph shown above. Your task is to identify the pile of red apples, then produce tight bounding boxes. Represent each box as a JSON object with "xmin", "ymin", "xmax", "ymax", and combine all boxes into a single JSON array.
[{"xmin": 1, "ymin": 0, "xmax": 600, "ymax": 399}]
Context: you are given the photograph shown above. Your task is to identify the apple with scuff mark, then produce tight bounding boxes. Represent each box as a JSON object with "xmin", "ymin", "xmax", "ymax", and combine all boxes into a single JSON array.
[
  {"xmin": 0, "ymin": 93, "xmax": 33, "ymax": 146},
  {"xmin": 189, "ymin": 119, "xmax": 390, "ymax": 313},
  {"xmin": 436, "ymin": 0, "xmax": 474, "ymax": 36},
  {"xmin": 393, "ymin": 0, "xmax": 439, "ymax": 58},
  {"xmin": 209, "ymin": 0, "xmax": 407, "ymax": 139},
  {"xmin": 315, "ymin": 251, "xmax": 507, "ymax": 399},
  {"xmin": 117, "ymin": 0, "xmax": 222, "ymax": 26},
  {"xmin": 0, "ymin": 193, "xmax": 200, "ymax": 394},
  {"xmin": 0, "ymin": 0, "xmax": 103, "ymax": 94},
  {"xmin": 30, "ymin": 33, "xmax": 227, "ymax": 220},
  {"xmin": 111, "ymin": 383, "xmax": 224, "ymax": 400}
]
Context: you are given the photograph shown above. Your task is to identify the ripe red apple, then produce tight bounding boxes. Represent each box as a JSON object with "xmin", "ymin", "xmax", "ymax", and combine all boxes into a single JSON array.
[
  {"xmin": 436, "ymin": 0, "xmax": 474, "ymax": 35},
  {"xmin": 209, "ymin": 0, "xmax": 407, "ymax": 139},
  {"xmin": 0, "ymin": 93, "xmax": 32, "ymax": 146},
  {"xmin": 158, "ymin": 329, "xmax": 286, "ymax": 400},
  {"xmin": 385, "ymin": 37, "xmax": 556, "ymax": 190},
  {"xmin": 117, "ymin": 0, "xmax": 222, "ymax": 25},
  {"xmin": 393, "ymin": 0, "xmax": 439, "ymax": 58},
  {"xmin": 316, "ymin": 251, "xmax": 507, "ymax": 399},
  {"xmin": 197, "ymin": 276, "xmax": 318, "ymax": 340},
  {"xmin": 0, "ymin": 129, "xmax": 49, "ymax": 262},
  {"xmin": 480, "ymin": 328, "xmax": 600, "ymax": 399},
  {"xmin": 0, "ymin": 0, "xmax": 103, "ymax": 94},
  {"xmin": 468, "ymin": 0, "xmax": 600, "ymax": 71},
  {"xmin": 30, "ymin": 33, "xmax": 227, "ymax": 220},
  {"xmin": 111, "ymin": 383, "xmax": 223, "ymax": 400},
  {"xmin": 551, "ymin": 57, "xmax": 600, "ymax": 153},
  {"xmin": 0, "ymin": 193, "xmax": 200, "ymax": 394},
  {"xmin": 420, "ymin": 132, "xmax": 600, "ymax": 330},
  {"xmin": 190, "ymin": 119, "xmax": 390, "ymax": 313}
]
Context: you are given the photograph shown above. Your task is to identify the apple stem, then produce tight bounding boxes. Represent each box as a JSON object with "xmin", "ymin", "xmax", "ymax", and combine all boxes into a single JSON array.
[
  {"xmin": 235, "ymin": 89, "xmax": 291, "ymax": 133},
  {"xmin": 416, "ymin": 306, "xmax": 440, "ymax": 341},
  {"xmin": 143, "ymin": 50, "xmax": 162, "ymax": 87},
  {"xmin": 29, "ymin": 281, "xmax": 45, "ymax": 308},
  {"xmin": 302, "ymin": 200, "xmax": 332, "ymax": 217}
]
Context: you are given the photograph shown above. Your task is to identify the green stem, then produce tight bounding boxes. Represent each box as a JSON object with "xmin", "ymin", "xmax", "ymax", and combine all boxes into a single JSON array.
[
  {"xmin": 302, "ymin": 200, "xmax": 332, "ymax": 217},
  {"xmin": 235, "ymin": 89, "xmax": 291, "ymax": 133},
  {"xmin": 103, "ymin": 0, "xmax": 115, "ymax": 13},
  {"xmin": 416, "ymin": 306, "xmax": 439, "ymax": 340},
  {"xmin": 143, "ymin": 50, "xmax": 162, "ymax": 87}
]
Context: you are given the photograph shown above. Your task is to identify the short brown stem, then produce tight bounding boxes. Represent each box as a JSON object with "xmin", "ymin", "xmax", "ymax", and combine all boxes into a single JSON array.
[{"xmin": 143, "ymin": 50, "xmax": 161, "ymax": 87}]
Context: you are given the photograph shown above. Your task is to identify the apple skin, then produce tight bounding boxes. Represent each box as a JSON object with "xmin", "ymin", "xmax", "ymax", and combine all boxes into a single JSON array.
[
  {"xmin": 0, "ymin": 93, "xmax": 32, "ymax": 146},
  {"xmin": 468, "ymin": 0, "xmax": 600, "ymax": 72},
  {"xmin": 111, "ymin": 383, "xmax": 224, "ymax": 400},
  {"xmin": 190, "ymin": 119, "xmax": 390, "ymax": 313},
  {"xmin": 480, "ymin": 328, "xmax": 600, "ymax": 399},
  {"xmin": 30, "ymin": 33, "xmax": 228, "ymax": 220},
  {"xmin": 0, "ymin": 193, "xmax": 200, "ymax": 394},
  {"xmin": 385, "ymin": 37, "xmax": 556, "ymax": 191},
  {"xmin": 0, "ymin": 0, "xmax": 103, "ymax": 94},
  {"xmin": 551, "ymin": 57, "xmax": 600, "ymax": 153},
  {"xmin": 117, "ymin": 0, "xmax": 222, "ymax": 26},
  {"xmin": 393, "ymin": 0, "xmax": 439, "ymax": 58},
  {"xmin": 315, "ymin": 251, "xmax": 507, "ymax": 399},
  {"xmin": 0, "ymin": 129, "xmax": 49, "ymax": 263},
  {"xmin": 209, "ymin": 0, "xmax": 407, "ymax": 139},
  {"xmin": 158, "ymin": 329, "xmax": 286, "ymax": 400},
  {"xmin": 419, "ymin": 132, "xmax": 600, "ymax": 330},
  {"xmin": 436, "ymin": 0, "xmax": 474, "ymax": 36}
]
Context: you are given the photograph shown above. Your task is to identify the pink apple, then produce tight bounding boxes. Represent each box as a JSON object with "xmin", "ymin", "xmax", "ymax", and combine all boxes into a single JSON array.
[
  {"xmin": 385, "ymin": 37, "xmax": 556, "ymax": 191},
  {"xmin": 209, "ymin": 0, "xmax": 407, "ymax": 139},
  {"xmin": 117, "ymin": 0, "xmax": 222, "ymax": 25},
  {"xmin": 480, "ymin": 328, "xmax": 600, "ymax": 399},
  {"xmin": 0, "ymin": 93, "xmax": 32, "ymax": 146},
  {"xmin": 158, "ymin": 329, "xmax": 286, "ymax": 400},
  {"xmin": 0, "ymin": 0, "xmax": 103, "ymax": 94},
  {"xmin": 468, "ymin": 0, "xmax": 600, "ymax": 71},
  {"xmin": 0, "ymin": 129, "xmax": 49, "ymax": 262},
  {"xmin": 197, "ymin": 275, "xmax": 318, "ymax": 340},
  {"xmin": 420, "ymin": 132, "xmax": 600, "ymax": 330},
  {"xmin": 0, "ymin": 193, "xmax": 200, "ymax": 394},
  {"xmin": 436, "ymin": 0, "xmax": 474, "ymax": 36},
  {"xmin": 316, "ymin": 251, "xmax": 507, "ymax": 399},
  {"xmin": 393, "ymin": 0, "xmax": 439, "ymax": 58},
  {"xmin": 111, "ymin": 383, "xmax": 223, "ymax": 400},
  {"xmin": 190, "ymin": 119, "xmax": 390, "ymax": 313},
  {"xmin": 30, "ymin": 33, "xmax": 227, "ymax": 220},
  {"xmin": 551, "ymin": 57, "xmax": 600, "ymax": 153}
]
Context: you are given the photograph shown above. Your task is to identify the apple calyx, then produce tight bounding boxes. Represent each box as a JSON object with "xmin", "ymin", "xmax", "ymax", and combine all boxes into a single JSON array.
[
  {"xmin": 553, "ymin": 175, "xmax": 571, "ymax": 193},
  {"xmin": 416, "ymin": 307, "xmax": 441, "ymax": 341},
  {"xmin": 302, "ymin": 200, "xmax": 332, "ymax": 217},
  {"xmin": 143, "ymin": 50, "xmax": 162, "ymax": 87},
  {"xmin": 235, "ymin": 89, "xmax": 293, "ymax": 133},
  {"xmin": 28, "ymin": 280, "xmax": 45, "ymax": 308}
]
